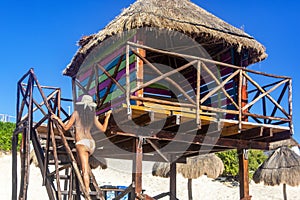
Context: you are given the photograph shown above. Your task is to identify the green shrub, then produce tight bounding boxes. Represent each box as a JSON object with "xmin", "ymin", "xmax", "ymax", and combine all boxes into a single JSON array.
[
  {"xmin": 248, "ymin": 149, "xmax": 267, "ymax": 179},
  {"xmin": 216, "ymin": 149, "xmax": 267, "ymax": 179},
  {"xmin": 217, "ymin": 149, "xmax": 239, "ymax": 177},
  {"xmin": 0, "ymin": 121, "xmax": 17, "ymax": 151}
]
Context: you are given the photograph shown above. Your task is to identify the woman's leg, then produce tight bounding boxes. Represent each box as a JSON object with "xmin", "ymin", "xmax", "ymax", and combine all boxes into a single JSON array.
[{"xmin": 76, "ymin": 144, "xmax": 90, "ymax": 193}]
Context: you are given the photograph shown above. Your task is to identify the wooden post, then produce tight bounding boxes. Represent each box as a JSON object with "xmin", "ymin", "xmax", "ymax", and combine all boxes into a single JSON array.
[
  {"xmin": 132, "ymin": 137, "xmax": 143, "ymax": 199},
  {"xmin": 196, "ymin": 61, "xmax": 201, "ymax": 128},
  {"xmin": 126, "ymin": 44, "xmax": 132, "ymax": 118},
  {"xmin": 238, "ymin": 69, "xmax": 243, "ymax": 133},
  {"xmin": 283, "ymin": 183, "xmax": 287, "ymax": 200},
  {"xmin": 187, "ymin": 179, "xmax": 192, "ymax": 200},
  {"xmin": 288, "ymin": 79, "xmax": 294, "ymax": 134},
  {"xmin": 241, "ymin": 71, "xmax": 248, "ymax": 122},
  {"xmin": 50, "ymin": 120, "xmax": 62, "ymax": 200},
  {"xmin": 12, "ymin": 131, "xmax": 19, "ymax": 200},
  {"xmin": 169, "ymin": 161, "xmax": 177, "ymax": 200},
  {"xmin": 136, "ymin": 41, "xmax": 145, "ymax": 106},
  {"xmin": 12, "ymin": 83, "xmax": 21, "ymax": 200},
  {"xmin": 19, "ymin": 76, "xmax": 34, "ymax": 200},
  {"xmin": 238, "ymin": 149, "xmax": 251, "ymax": 200}
]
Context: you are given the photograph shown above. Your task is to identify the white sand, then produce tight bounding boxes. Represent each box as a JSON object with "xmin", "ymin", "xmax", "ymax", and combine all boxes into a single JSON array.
[{"xmin": 1, "ymin": 154, "xmax": 299, "ymax": 200}]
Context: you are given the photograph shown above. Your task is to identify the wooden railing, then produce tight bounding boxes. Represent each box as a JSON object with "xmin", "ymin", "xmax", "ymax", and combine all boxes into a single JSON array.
[
  {"xmin": 125, "ymin": 42, "xmax": 293, "ymax": 133},
  {"xmin": 73, "ymin": 41, "xmax": 293, "ymax": 135}
]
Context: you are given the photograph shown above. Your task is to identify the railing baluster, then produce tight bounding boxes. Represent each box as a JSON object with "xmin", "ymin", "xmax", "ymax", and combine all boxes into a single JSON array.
[
  {"xmin": 126, "ymin": 44, "xmax": 132, "ymax": 118},
  {"xmin": 289, "ymin": 79, "xmax": 294, "ymax": 134},
  {"xmin": 238, "ymin": 69, "xmax": 243, "ymax": 134},
  {"xmin": 196, "ymin": 61, "xmax": 201, "ymax": 128}
]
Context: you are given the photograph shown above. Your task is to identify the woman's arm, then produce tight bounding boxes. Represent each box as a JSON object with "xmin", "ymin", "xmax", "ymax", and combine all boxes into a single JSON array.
[
  {"xmin": 51, "ymin": 111, "xmax": 77, "ymax": 131},
  {"xmin": 94, "ymin": 110, "xmax": 112, "ymax": 132}
]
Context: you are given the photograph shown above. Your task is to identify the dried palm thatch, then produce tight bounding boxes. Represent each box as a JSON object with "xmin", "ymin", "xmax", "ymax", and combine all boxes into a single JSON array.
[
  {"xmin": 177, "ymin": 153, "xmax": 224, "ymax": 179},
  {"xmin": 152, "ymin": 162, "xmax": 171, "ymax": 178},
  {"xmin": 253, "ymin": 146, "xmax": 300, "ymax": 187},
  {"xmin": 64, "ymin": 0, "xmax": 267, "ymax": 77},
  {"xmin": 152, "ymin": 154, "xmax": 224, "ymax": 179},
  {"xmin": 152, "ymin": 154, "xmax": 224, "ymax": 200}
]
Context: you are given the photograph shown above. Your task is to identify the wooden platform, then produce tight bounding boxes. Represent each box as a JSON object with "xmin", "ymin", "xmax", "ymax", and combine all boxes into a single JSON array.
[
  {"xmin": 85, "ymin": 103, "xmax": 291, "ymax": 163},
  {"xmin": 35, "ymin": 101, "xmax": 291, "ymax": 164}
]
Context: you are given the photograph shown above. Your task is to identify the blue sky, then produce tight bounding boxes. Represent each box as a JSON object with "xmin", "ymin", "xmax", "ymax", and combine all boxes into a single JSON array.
[{"xmin": 0, "ymin": 0, "xmax": 299, "ymax": 142}]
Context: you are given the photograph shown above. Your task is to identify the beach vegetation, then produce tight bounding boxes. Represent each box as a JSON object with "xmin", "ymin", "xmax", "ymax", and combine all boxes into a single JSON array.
[
  {"xmin": 0, "ymin": 122, "xmax": 19, "ymax": 151},
  {"xmin": 217, "ymin": 149, "xmax": 267, "ymax": 179}
]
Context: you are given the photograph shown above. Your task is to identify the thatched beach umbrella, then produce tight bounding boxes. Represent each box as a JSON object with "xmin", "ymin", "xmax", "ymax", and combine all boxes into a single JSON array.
[
  {"xmin": 152, "ymin": 154, "xmax": 224, "ymax": 200},
  {"xmin": 253, "ymin": 146, "xmax": 300, "ymax": 200},
  {"xmin": 177, "ymin": 154, "xmax": 224, "ymax": 200},
  {"xmin": 152, "ymin": 162, "xmax": 171, "ymax": 178},
  {"xmin": 177, "ymin": 153, "xmax": 224, "ymax": 180}
]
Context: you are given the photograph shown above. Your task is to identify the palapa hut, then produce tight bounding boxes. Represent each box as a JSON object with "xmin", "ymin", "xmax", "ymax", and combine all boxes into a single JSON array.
[
  {"xmin": 153, "ymin": 154, "xmax": 224, "ymax": 200},
  {"xmin": 253, "ymin": 146, "xmax": 300, "ymax": 200},
  {"xmin": 64, "ymin": 0, "xmax": 267, "ymax": 78},
  {"xmin": 61, "ymin": 0, "xmax": 293, "ymax": 199}
]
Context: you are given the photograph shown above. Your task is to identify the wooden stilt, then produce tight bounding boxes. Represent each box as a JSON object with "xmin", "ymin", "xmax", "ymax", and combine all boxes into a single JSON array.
[
  {"xmin": 238, "ymin": 149, "xmax": 251, "ymax": 200},
  {"xmin": 12, "ymin": 131, "xmax": 19, "ymax": 200},
  {"xmin": 18, "ymin": 131, "xmax": 26, "ymax": 200},
  {"xmin": 169, "ymin": 161, "xmax": 177, "ymax": 200},
  {"xmin": 132, "ymin": 137, "xmax": 143, "ymax": 199},
  {"xmin": 12, "ymin": 81, "xmax": 21, "ymax": 200}
]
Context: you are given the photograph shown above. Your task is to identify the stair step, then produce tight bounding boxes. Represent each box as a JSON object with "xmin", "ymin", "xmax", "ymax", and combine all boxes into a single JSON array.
[
  {"xmin": 48, "ymin": 174, "xmax": 71, "ymax": 180},
  {"xmin": 47, "ymin": 148, "xmax": 77, "ymax": 154},
  {"xmin": 39, "ymin": 133, "xmax": 75, "ymax": 141},
  {"xmin": 48, "ymin": 160, "xmax": 71, "ymax": 165},
  {"xmin": 60, "ymin": 190, "xmax": 100, "ymax": 196},
  {"xmin": 58, "ymin": 175, "xmax": 70, "ymax": 180}
]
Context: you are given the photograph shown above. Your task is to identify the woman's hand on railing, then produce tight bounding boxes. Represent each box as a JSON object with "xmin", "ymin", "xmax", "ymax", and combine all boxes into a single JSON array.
[
  {"xmin": 51, "ymin": 114, "xmax": 59, "ymax": 121},
  {"xmin": 105, "ymin": 110, "xmax": 112, "ymax": 117}
]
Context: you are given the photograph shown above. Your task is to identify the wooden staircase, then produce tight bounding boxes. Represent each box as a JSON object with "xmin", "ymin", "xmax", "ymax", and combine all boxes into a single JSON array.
[{"xmin": 12, "ymin": 69, "xmax": 104, "ymax": 200}]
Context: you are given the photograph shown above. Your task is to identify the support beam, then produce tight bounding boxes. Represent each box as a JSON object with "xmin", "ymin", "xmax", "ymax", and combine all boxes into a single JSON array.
[
  {"xmin": 238, "ymin": 149, "xmax": 252, "ymax": 200},
  {"xmin": 169, "ymin": 161, "xmax": 177, "ymax": 200},
  {"xmin": 132, "ymin": 137, "xmax": 143, "ymax": 199}
]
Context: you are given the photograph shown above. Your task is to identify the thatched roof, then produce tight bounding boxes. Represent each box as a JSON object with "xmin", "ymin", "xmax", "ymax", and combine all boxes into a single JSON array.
[
  {"xmin": 152, "ymin": 154, "xmax": 224, "ymax": 179},
  {"xmin": 269, "ymin": 137, "xmax": 299, "ymax": 150},
  {"xmin": 64, "ymin": 0, "xmax": 267, "ymax": 77},
  {"xmin": 253, "ymin": 146, "xmax": 300, "ymax": 187}
]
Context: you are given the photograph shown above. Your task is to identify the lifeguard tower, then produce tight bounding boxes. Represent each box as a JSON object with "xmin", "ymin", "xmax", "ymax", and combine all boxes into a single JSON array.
[{"xmin": 12, "ymin": 0, "xmax": 293, "ymax": 200}]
